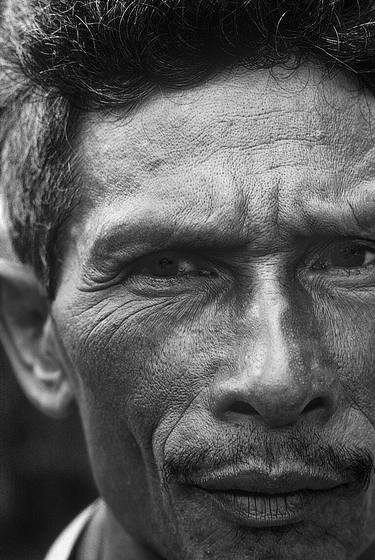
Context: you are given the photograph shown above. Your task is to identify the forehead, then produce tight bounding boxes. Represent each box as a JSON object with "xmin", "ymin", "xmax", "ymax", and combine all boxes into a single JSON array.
[{"xmin": 74, "ymin": 64, "xmax": 375, "ymax": 245}]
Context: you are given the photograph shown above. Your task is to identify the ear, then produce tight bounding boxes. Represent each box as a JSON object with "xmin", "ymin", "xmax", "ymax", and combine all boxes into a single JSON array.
[{"xmin": 0, "ymin": 259, "xmax": 74, "ymax": 417}]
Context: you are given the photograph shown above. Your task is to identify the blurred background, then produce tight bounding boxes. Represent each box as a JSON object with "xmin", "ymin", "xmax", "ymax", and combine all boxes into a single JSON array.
[{"xmin": 0, "ymin": 348, "xmax": 97, "ymax": 560}]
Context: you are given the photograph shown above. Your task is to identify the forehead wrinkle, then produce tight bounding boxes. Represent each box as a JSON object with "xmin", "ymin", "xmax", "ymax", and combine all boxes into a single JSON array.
[
  {"xmin": 79, "ymin": 106, "xmax": 368, "ymax": 209},
  {"xmin": 79, "ymin": 65, "xmax": 349, "ymax": 177},
  {"xmin": 134, "ymin": 106, "xmax": 328, "ymax": 172},
  {"xmin": 74, "ymin": 64, "xmax": 375, "ymax": 249},
  {"xmin": 78, "ymin": 109, "xmax": 341, "ymax": 213},
  {"xmin": 132, "ymin": 67, "xmax": 364, "ymax": 154}
]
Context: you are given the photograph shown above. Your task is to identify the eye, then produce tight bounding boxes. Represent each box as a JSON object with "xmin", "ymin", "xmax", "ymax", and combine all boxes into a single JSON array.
[
  {"xmin": 145, "ymin": 255, "xmax": 180, "ymax": 278},
  {"xmin": 129, "ymin": 252, "xmax": 216, "ymax": 280},
  {"xmin": 311, "ymin": 241, "xmax": 375, "ymax": 272}
]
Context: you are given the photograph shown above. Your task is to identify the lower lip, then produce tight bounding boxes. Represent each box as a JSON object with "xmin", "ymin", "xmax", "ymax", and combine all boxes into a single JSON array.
[{"xmin": 196, "ymin": 486, "xmax": 345, "ymax": 528}]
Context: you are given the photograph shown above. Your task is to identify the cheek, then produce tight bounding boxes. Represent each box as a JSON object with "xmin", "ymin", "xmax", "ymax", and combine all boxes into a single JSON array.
[
  {"xmin": 52, "ymin": 288, "xmax": 235, "ymax": 520},
  {"xmin": 317, "ymin": 291, "xmax": 375, "ymax": 427},
  {"xmin": 66, "ymin": 293, "xmax": 231, "ymax": 427}
]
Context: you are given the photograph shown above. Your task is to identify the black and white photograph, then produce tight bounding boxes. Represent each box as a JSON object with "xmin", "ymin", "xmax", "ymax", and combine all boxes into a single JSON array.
[{"xmin": 2, "ymin": 1, "xmax": 375, "ymax": 559}]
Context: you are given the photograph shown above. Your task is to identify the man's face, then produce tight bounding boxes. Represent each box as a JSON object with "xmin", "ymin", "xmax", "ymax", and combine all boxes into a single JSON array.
[{"xmin": 54, "ymin": 64, "xmax": 375, "ymax": 559}]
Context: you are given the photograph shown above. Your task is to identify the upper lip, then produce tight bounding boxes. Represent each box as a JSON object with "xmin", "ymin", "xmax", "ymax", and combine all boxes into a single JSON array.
[{"xmin": 189, "ymin": 464, "xmax": 347, "ymax": 495}]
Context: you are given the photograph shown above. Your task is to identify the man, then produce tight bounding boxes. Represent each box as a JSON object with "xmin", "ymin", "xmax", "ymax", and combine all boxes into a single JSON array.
[{"xmin": 2, "ymin": 1, "xmax": 375, "ymax": 558}]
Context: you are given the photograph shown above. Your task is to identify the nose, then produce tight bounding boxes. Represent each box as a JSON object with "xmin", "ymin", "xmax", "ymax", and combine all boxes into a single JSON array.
[{"xmin": 211, "ymin": 281, "xmax": 336, "ymax": 429}]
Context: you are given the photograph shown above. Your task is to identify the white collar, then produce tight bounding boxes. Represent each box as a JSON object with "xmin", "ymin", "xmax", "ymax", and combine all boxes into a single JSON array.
[{"xmin": 44, "ymin": 500, "xmax": 101, "ymax": 560}]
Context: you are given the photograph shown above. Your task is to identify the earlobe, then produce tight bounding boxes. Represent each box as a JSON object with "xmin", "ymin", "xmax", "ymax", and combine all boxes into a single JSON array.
[{"xmin": 0, "ymin": 259, "xmax": 74, "ymax": 417}]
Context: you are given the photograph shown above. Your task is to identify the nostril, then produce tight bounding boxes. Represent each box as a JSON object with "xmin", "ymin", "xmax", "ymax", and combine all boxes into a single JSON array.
[
  {"xmin": 302, "ymin": 396, "xmax": 327, "ymax": 415},
  {"xmin": 228, "ymin": 400, "xmax": 260, "ymax": 416}
]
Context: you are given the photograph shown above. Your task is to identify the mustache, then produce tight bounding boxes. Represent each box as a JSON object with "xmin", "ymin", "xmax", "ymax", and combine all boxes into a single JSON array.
[{"xmin": 163, "ymin": 429, "xmax": 375, "ymax": 492}]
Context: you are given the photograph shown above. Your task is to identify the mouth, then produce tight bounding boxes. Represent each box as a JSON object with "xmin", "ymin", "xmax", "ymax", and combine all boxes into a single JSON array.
[{"xmin": 188, "ymin": 466, "xmax": 350, "ymax": 528}]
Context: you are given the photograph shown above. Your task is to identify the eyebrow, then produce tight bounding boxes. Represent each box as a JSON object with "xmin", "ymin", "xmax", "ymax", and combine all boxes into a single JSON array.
[
  {"xmin": 299, "ymin": 193, "xmax": 375, "ymax": 239},
  {"xmin": 86, "ymin": 213, "xmax": 245, "ymax": 268},
  {"xmin": 85, "ymin": 190, "xmax": 375, "ymax": 267}
]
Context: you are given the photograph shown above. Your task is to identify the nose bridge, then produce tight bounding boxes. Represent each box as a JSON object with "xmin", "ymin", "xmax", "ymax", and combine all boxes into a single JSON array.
[
  {"xmin": 212, "ymin": 271, "xmax": 335, "ymax": 428},
  {"xmin": 249, "ymin": 278, "xmax": 314, "ymax": 393}
]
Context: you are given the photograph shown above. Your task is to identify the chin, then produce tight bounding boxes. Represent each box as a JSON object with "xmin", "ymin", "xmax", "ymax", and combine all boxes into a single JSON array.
[{"xmin": 172, "ymin": 524, "xmax": 364, "ymax": 560}]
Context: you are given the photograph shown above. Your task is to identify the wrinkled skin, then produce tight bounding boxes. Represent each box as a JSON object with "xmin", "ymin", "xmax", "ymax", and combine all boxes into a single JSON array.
[{"xmin": 53, "ymin": 64, "xmax": 375, "ymax": 559}]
